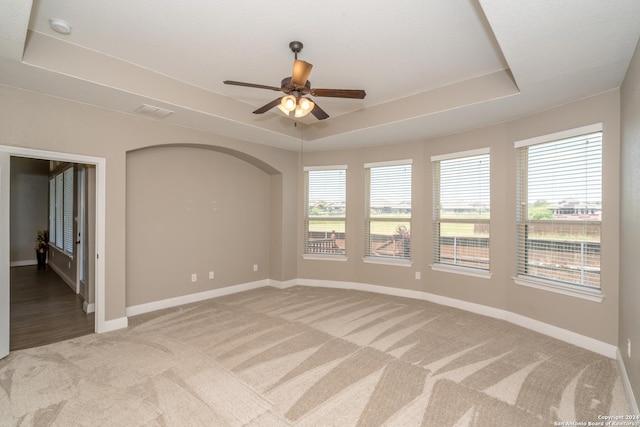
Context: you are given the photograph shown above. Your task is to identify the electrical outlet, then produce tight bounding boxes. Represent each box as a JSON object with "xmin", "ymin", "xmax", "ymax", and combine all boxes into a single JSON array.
[
  {"xmin": 253, "ymin": 264, "xmax": 258, "ymax": 272},
  {"xmin": 209, "ymin": 271, "xmax": 215, "ymax": 279},
  {"xmin": 191, "ymin": 273, "xmax": 197, "ymax": 283},
  {"xmin": 415, "ymin": 272, "xmax": 421, "ymax": 280},
  {"xmin": 628, "ymin": 338, "xmax": 632, "ymax": 358}
]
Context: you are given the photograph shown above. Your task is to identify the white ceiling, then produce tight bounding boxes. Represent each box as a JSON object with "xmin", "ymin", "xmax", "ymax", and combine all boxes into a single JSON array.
[{"xmin": 0, "ymin": 1, "xmax": 638, "ymax": 151}]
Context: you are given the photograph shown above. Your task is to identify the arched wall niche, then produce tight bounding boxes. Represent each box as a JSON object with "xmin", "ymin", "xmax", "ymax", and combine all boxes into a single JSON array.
[
  {"xmin": 125, "ymin": 143, "xmax": 284, "ymax": 308},
  {"xmin": 128, "ymin": 143, "xmax": 281, "ymax": 175}
]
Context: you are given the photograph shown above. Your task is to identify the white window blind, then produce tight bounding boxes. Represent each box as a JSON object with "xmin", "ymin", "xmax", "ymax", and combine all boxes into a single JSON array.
[
  {"xmin": 432, "ymin": 149, "xmax": 490, "ymax": 271},
  {"xmin": 63, "ymin": 167, "xmax": 74, "ymax": 254},
  {"xmin": 304, "ymin": 166, "xmax": 347, "ymax": 256},
  {"xmin": 365, "ymin": 161, "xmax": 412, "ymax": 261},
  {"xmin": 516, "ymin": 128, "xmax": 602, "ymax": 290}
]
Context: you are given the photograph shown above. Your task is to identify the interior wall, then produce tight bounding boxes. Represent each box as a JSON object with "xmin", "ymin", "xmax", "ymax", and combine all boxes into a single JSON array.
[
  {"xmin": 298, "ymin": 90, "xmax": 621, "ymax": 345},
  {"xmin": 126, "ymin": 145, "xmax": 273, "ymax": 306},
  {"xmin": 9, "ymin": 157, "xmax": 48, "ymax": 265},
  {"xmin": 619, "ymin": 38, "xmax": 640, "ymax": 409},
  {"xmin": 0, "ymin": 85, "xmax": 299, "ymax": 323}
]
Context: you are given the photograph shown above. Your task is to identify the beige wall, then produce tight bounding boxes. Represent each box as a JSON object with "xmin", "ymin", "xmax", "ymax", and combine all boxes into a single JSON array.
[
  {"xmin": 9, "ymin": 157, "xmax": 48, "ymax": 264},
  {"xmin": 620, "ymin": 38, "xmax": 640, "ymax": 409},
  {"xmin": 0, "ymin": 85, "xmax": 299, "ymax": 322},
  {"xmin": 299, "ymin": 90, "xmax": 621, "ymax": 345},
  {"xmin": 126, "ymin": 145, "xmax": 274, "ymax": 306}
]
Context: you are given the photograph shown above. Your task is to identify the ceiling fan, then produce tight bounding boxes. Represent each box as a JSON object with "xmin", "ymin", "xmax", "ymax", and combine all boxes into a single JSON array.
[{"xmin": 223, "ymin": 41, "xmax": 366, "ymax": 120}]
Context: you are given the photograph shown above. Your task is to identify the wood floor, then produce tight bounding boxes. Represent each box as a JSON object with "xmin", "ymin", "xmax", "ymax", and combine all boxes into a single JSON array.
[{"xmin": 10, "ymin": 265, "xmax": 94, "ymax": 351}]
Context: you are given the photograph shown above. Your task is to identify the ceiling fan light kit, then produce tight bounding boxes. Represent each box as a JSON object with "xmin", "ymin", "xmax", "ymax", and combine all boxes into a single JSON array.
[
  {"xmin": 224, "ymin": 41, "xmax": 366, "ymax": 121},
  {"xmin": 294, "ymin": 98, "xmax": 315, "ymax": 118},
  {"xmin": 280, "ymin": 95, "xmax": 297, "ymax": 112}
]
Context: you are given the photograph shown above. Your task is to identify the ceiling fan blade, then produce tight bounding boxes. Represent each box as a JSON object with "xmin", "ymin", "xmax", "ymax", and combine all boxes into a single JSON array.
[
  {"xmin": 291, "ymin": 60, "xmax": 313, "ymax": 87},
  {"xmin": 310, "ymin": 102, "xmax": 329, "ymax": 121},
  {"xmin": 223, "ymin": 80, "xmax": 282, "ymax": 92},
  {"xmin": 253, "ymin": 97, "xmax": 283, "ymax": 114},
  {"xmin": 310, "ymin": 88, "xmax": 366, "ymax": 99}
]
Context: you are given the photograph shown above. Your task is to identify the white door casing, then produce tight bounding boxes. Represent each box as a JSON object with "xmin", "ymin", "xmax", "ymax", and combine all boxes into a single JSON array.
[
  {"xmin": 0, "ymin": 146, "xmax": 107, "ymax": 359},
  {"xmin": 0, "ymin": 151, "xmax": 10, "ymax": 359}
]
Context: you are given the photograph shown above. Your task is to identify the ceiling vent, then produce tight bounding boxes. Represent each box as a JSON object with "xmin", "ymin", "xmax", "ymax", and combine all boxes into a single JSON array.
[{"xmin": 134, "ymin": 104, "xmax": 174, "ymax": 119}]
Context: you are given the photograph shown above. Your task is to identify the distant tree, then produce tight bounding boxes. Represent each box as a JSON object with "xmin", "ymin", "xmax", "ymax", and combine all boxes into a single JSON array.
[
  {"xmin": 529, "ymin": 200, "xmax": 553, "ymax": 220},
  {"xmin": 311, "ymin": 201, "xmax": 328, "ymax": 215}
]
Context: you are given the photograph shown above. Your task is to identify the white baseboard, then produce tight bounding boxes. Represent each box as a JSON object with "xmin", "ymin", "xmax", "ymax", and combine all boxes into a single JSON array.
[
  {"xmin": 616, "ymin": 348, "xmax": 640, "ymax": 414},
  {"xmin": 83, "ymin": 301, "xmax": 95, "ymax": 314},
  {"xmin": 125, "ymin": 279, "xmax": 270, "ymax": 317},
  {"xmin": 269, "ymin": 278, "xmax": 298, "ymax": 289},
  {"xmin": 10, "ymin": 260, "xmax": 37, "ymax": 267},
  {"xmin": 99, "ymin": 316, "xmax": 128, "ymax": 333},
  {"xmin": 295, "ymin": 278, "xmax": 618, "ymax": 358},
  {"xmin": 117, "ymin": 277, "xmax": 634, "ymax": 411},
  {"xmin": 505, "ymin": 311, "xmax": 617, "ymax": 358},
  {"xmin": 124, "ymin": 277, "xmax": 618, "ymax": 359}
]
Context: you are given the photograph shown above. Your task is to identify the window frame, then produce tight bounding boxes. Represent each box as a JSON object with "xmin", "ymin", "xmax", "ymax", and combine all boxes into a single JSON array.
[
  {"xmin": 513, "ymin": 124, "xmax": 603, "ymax": 302},
  {"xmin": 303, "ymin": 165, "xmax": 347, "ymax": 261},
  {"xmin": 364, "ymin": 159, "xmax": 413, "ymax": 266},
  {"xmin": 431, "ymin": 148, "xmax": 491, "ymax": 278}
]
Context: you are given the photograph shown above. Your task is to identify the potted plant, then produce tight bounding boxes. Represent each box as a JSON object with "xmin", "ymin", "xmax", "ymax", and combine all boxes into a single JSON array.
[{"xmin": 35, "ymin": 230, "xmax": 49, "ymax": 269}]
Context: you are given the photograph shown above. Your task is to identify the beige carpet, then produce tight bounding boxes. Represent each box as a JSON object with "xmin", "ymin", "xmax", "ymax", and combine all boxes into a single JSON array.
[{"xmin": 0, "ymin": 286, "xmax": 631, "ymax": 426}]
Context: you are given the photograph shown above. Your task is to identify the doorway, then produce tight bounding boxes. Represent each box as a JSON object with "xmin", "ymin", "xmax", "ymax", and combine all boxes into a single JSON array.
[
  {"xmin": 9, "ymin": 158, "xmax": 94, "ymax": 350},
  {"xmin": 0, "ymin": 146, "xmax": 107, "ymax": 359}
]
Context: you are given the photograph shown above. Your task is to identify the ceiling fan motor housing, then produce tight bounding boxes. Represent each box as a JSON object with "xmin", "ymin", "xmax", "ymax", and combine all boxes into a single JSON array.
[{"xmin": 281, "ymin": 77, "xmax": 311, "ymax": 95}]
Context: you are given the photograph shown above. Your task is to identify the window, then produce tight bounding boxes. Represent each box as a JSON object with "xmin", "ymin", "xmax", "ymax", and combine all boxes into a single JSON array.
[
  {"xmin": 49, "ymin": 166, "xmax": 74, "ymax": 255},
  {"xmin": 304, "ymin": 166, "xmax": 346, "ymax": 257},
  {"xmin": 515, "ymin": 124, "xmax": 602, "ymax": 294},
  {"xmin": 365, "ymin": 160, "xmax": 412, "ymax": 263},
  {"xmin": 432, "ymin": 149, "xmax": 490, "ymax": 275}
]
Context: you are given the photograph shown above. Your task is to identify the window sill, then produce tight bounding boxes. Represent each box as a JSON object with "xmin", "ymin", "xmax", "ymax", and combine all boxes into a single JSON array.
[
  {"xmin": 431, "ymin": 263, "xmax": 492, "ymax": 279},
  {"xmin": 363, "ymin": 257, "xmax": 412, "ymax": 267},
  {"xmin": 50, "ymin": 245, "xmax": 74, "ymax": 260},
  {"xmin": 513, "ymin": 275, "xmax": 604, "ymax": 302},
  {"xmin": 303, "ymin": 254, "xmax": 347, "ymax": 262}
]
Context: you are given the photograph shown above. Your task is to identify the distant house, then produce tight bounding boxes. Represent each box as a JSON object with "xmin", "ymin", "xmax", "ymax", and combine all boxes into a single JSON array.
[
  {"xmin": 548, "ymin": 199, "xmax": 602, "ymax": 220},
  {"xmin": 440, "ymin": 201, "xmax": 489, "ymax": 215},
  {"xmin": 369, "ymin": 200, "xmax": 411, "ymax": 215}
]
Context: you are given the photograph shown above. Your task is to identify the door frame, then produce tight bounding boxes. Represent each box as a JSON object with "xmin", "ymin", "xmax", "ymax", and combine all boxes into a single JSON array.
[
  {"xmin": 0, "ymin": 146, "xmax": 107, "ymax": 358},
  {"xmin": 76, "ymin": 166, "xmax": 89, "ymax": 304}
]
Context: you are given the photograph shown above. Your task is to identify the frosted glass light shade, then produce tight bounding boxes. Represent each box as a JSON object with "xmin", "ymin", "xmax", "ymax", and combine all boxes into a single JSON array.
[
  {"xmin": 280, "ymin": 95, "xmax": 297, "ymax": 112},
  {"xmin": 294, "ymin": 98, "xmax": 315, "ymax": 117}
]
